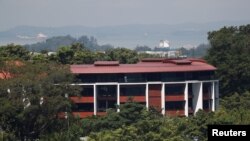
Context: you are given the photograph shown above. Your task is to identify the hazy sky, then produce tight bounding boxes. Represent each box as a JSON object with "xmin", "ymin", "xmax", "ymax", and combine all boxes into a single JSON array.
[{"xmin": 0, "ymin": 0, "xmax": 250, "ymax": 31}]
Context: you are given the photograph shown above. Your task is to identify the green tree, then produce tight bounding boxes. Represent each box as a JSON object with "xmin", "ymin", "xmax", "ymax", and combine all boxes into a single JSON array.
[
  {"xmin": 0, "ymin": 44, "xmax": 30, "ymax": 60},
  {"xmin": 57, "ymin": 46, "xmax": 74, "ymax": 64},
  {"xmin": 0, "ymin": 62, "xmax": 79, "ymax": 140},
  {"xmin": 106, "ymin": 48, "xmax": 139, "ymax": 64},
  {"xmin": 56, "ymin": 43, "xmax": 97, "ymax": 64},
  {"xmin": 205, "ymin": 25, "xmax": 250, "ymax": 96},
  {"xmin": 220, "ymin": 91, "xmax": 250, "ymax": 124}
]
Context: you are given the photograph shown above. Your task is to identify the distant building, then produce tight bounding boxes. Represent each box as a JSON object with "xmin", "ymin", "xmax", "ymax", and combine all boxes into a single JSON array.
[
  {"xmin": 159, "ymin": 40, "xmax": 170, "ymax": 48},
  {"xmin": 69, "ymin": 58, "xmax": 219, "ymax": 118},
  {"xmin": 138, "ymin": 51, "xmax": 168, "ymax": 57},
  {"xmin": 137, "ymin": 50, "xmax": 181, "ymax": 58}
]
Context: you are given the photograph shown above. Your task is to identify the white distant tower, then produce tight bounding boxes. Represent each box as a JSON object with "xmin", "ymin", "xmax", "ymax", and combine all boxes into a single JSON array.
[{"xmin": 159, "ymin": 40, "xmax": 170, "ymax": 48}]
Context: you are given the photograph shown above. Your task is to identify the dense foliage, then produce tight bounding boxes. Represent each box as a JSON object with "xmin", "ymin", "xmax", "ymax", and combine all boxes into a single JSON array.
[
  {"xmin": 0, "ymin": 61, "xmax": 80, "ymax": 140},
  {"xmin": 205, "ymin": 24, "xmax": 250, "ymax": 96},
  {"xmin": 0, "ymin": 44, "xmax": 30, "ymax": 60}
]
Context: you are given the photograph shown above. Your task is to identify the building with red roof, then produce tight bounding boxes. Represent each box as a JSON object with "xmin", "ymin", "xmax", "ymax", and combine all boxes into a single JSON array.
[{"xmin": 70, "ymin": 58, "xmax": 219, "ymax": 118}]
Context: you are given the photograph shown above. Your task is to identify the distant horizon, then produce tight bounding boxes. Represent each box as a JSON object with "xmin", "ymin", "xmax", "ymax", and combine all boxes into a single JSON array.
[
  {"xmin": 1, "ymin": 20, "xmax": 249, "ymax": 48},
  {"xmin": 1, "ymin": 0, "xmax": 250, "ymax": 31},
  {"xmin": 1, "ymin": 19, "xmax": 250, "ymax": 32}
]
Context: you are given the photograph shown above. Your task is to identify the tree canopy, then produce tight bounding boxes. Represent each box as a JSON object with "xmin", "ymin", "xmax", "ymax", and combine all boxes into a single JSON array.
[
  {"xmin": 0, "ymin": 61, "xmax": 80, "ymax": 140},
  {"xmin": 0, "ymin": 44, "xmax": 30, "ymax": 60},
  {"xmin": 205, "ymin": 24, "xmax": 250, "ymax": 96}
]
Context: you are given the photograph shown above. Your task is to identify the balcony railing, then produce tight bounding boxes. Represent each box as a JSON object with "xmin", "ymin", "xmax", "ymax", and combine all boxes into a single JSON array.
[
  {"xmin": 120, "ymin": 96, "xmax": 146, "ymax": 103},
  {"xmin": 70, "ymin": 96, "xmax": 94, "ymax": 103},
  {"xmin": 165, "ymin": 95, "xmax": 184, "ymax": 101},
  {"xmin": 97, "ymin": 96, "xmax": 116, "ymax": 100}
]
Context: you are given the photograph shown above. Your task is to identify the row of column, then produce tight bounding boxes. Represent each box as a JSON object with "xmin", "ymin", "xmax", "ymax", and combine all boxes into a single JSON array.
[{"xmin": 92, "ymin": 81, "xmax": 219, "ymax": 116}]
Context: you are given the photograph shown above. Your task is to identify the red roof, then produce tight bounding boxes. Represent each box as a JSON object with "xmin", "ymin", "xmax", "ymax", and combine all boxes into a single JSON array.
[
  {"xmin": 0, "ymin": 72, "xmax": 11, "ymax": 79},
  {"xmin": 71, "ymin": 58, "xmax": 216, "ymax": 74},
  {"xmin": 0, "ymin": 61, "xmax": 24, "ymax": 79}
]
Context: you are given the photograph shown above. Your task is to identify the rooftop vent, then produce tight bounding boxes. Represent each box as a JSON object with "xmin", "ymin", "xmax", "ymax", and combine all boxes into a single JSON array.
[
  {"xmin": 163, "ymin": 59, "xmax": 192, "ymax": 65},
  {"xmin": 141, "ymin": 58, "xmax": 164, "ymax": 62},
  {"xmin": 94, "ymin": 61, "xmax": 120, "ymax": 66},
  {"xmin": 188, "ymin": 58, "xmax": 206, "ymax": 63}
]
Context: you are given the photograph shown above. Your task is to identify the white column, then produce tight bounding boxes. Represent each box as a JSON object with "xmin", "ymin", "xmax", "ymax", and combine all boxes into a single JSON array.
[
  {"xmin": 161, "ymin": 83, "xmax": 165, "ymax": 115},
  {"xmin": 117, "ymin": 84, "xmax": 120, "ymax": 112},
  {"xmin": 198, "ymin": 82, "xmax": 203, "ymax": 112},
  {"xmin": 94, "ymin": 84, "xmax": 97, "ymax": 115},
  {"xmin": 193, "ymin": 82, "xmax": 203, "ymax": 115},
  {"xmin": 211, "ymin": 82, "xmax": 215, "ymax": 111},
  {"xmin": 184, "ymin": 82, "xmax": 188, "ymax": 117},
  {"xmin": 146, "ymin": 83, "xmax": 149, "ymax": 110}
]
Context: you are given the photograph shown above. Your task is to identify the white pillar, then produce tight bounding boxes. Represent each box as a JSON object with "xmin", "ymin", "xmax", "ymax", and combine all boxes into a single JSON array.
[
  {"xmin": 94, "ymin": 84, "xmax": 97, "ymax": 115},
  {"xmin": 184, "ymin": 82, "xmax": 188, "ymax": 117},
  {"xmin": 192, "ymin": 82, "xmax": 203, "ymax": 115},
  {"xmin": 117, "ymin": 84, "xmax": 120, "ymax": 112},
  {"xmin": 211, "ymin": 82, "xmax": 215, "ymax": 111},
  {"xmin": 146, "ymin": 83, "xmax": 149, "ymax": 110},
  {"xmin": 161, "ymin": 83, "xmax": 165, "ymax": 115}
]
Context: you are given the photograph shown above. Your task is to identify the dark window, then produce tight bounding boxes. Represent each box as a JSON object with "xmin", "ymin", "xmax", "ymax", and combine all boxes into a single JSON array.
[
  {"xmin": 120, "ymin": 85, "xmax": 146, "ymax": 96},
  {"xmin": 203, "ymin": 100, "xmax": 211, "ymax": 110},
  {"xmin": 147, "ymin": 73, "xmax": 161, "ymax": 81},
  {"xmin": 96, "ymin": 74, "xmax": 119, "ymax": 82},
  {"xmin": 162, "ymin": 72, "xmax": 185, "ymax": 82},
  {"xmin": 199, "ymin": 71, "xmax": 214, "ymax": 80},
  {"xmin": 97, "ymin": 100, "xmax": 117, "ymax": 112},
  {"xmin": 72, "ymin": 103, "xmax": 93, "ymax": 112},
  {"xmin": 165, "ymin": 101, "xmax": 184, "ymax": 110},
  {"xmin": 76, "ymin": 74, "xmax": 96, "ymax": 83},
  {"xmin": 81, "ymin": 86, "xmax": 93, "ymax": 96},
  {"xmin": 203, "ymin": 83, "xmax": 212, "ymax": 97},
  {"xmin": 165, "ymin": 84, "xmax": 185, "ymax": 95},
  {"xmin": 97, "ymin": 85, "xmax": 117, "ymax": 98},
  {"xmin": 188, "ymin": 98, "xmax": 193, "ymax": 108},
  {"xmin": 188, "ymin": 83, "xmax": 193, "ymax": 96},
  {"xmin": 124, "ymin": 74, "xmax": 146, "ymax": 82},
  {"xmin": 185, "ymin": 71, "xmax": 215, "ymax": 81}
]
